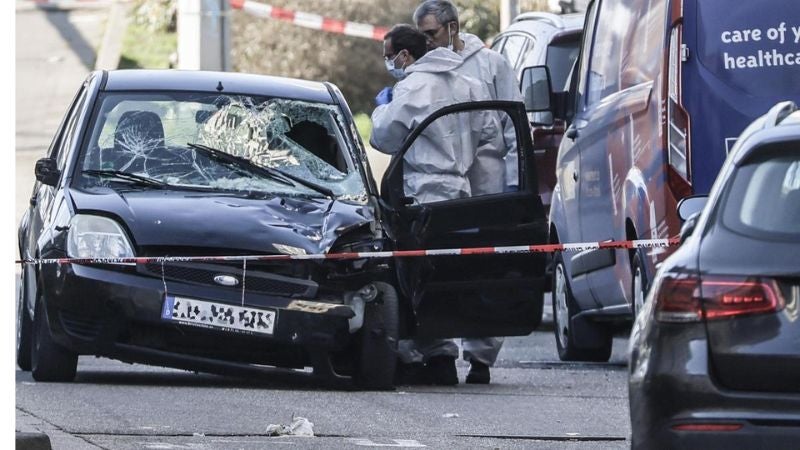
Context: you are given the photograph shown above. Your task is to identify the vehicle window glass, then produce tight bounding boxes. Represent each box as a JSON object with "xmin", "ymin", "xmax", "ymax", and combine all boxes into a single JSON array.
[
  {"xmin": 398, "ymin": 108, "xmax": 519, "ymax": 205},
  {"xmin": 56, "ymin": 86, "xmax": 89, "ymax": 171},
  {"xmin": 696, "ymin": 0, "xmax": 800, "ymax": 97},
  {"xmin": 78, "ymin": 92, "xmax": 366, "ymax": 202},
  {"xmin": 490, "ymin": 36, "xmax": 506, "ymax": 53},
  {"xmin": 620, "ymin": 0, "xmax": 666, "ymax": 86},
  {"xmin": 722, "ymin": 148, "xmax": 800, "ymax": 239},
  {"xmin": 576, "ymin": 0, "xmax": 599, "ymax": 106},
  {"xmin": 500, "ymin": 35, "xmax": 529, "ymax": 69},
  {"xmin": 586, "ymin": 0, "xmax": 623, "ymax": 105},
  {"xmin": 546, "ymin": 35, "xmax": 581, "ymax": 91}
]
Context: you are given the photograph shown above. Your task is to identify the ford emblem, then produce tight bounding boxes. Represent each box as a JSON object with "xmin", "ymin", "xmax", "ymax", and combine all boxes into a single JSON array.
[{"xmin": 213, "ymin": 275, "xmax": 239, "ymax": 287}]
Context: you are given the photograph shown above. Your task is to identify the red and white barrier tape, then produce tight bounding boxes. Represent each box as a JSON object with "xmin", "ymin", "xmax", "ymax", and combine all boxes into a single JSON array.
[
  {"xmin": 229, "ymin": 0, "xmax": 389, "ymax": 41},
  {"xmin": 15, "ymin": 238, "xmax": 680, "ymax": 266}
]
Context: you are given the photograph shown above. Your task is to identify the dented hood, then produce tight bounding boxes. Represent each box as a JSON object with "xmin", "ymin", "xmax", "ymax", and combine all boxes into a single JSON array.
[{"xmin": 67, "ymin": 187, "xmax": 376, "ymax": 255}]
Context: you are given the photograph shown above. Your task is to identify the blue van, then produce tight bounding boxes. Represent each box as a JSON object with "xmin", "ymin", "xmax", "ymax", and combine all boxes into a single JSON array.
[{"xmin": 522, "ymin": 0, "xmax": 800, "ymax": 360}]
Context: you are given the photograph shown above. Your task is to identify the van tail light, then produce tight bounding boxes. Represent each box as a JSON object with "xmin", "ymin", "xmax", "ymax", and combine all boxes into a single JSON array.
[
  {"xmin": 667, "ymin": 25, "xmax": 692, "ymax": 197},
  {"xmin": 654, "ymin": 276, "xmax": 784, "ymax": 323}
]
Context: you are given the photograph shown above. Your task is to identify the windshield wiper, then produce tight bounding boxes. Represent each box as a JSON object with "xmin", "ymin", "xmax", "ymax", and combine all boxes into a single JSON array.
[
  {"xmin": 83, "ymin": 170, "xmax": 169, "ymax": 188},
  {"xmin": 187, "ymin": 142, "xmax": 336, "ymax": 199}
]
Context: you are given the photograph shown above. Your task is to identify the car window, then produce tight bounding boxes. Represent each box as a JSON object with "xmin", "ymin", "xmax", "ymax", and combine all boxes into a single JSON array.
[
  {"xmin": 490, "ymin": 36, "xmax": 506, "ymax": 53},
  {"xmin": 500, "ymin": 35, "xmax": 530, "ymax": 70},
  {"xmin": 586, "ymin": 0, "xmax": 623, "ymax": 105},
  {"xmin": 78, "ymin": 92, "xmax": 366, "ymax": 201},
  {"xmin": 546, "ymin": 35, "xmax": 581, "ymax": 92},
  {"xmin": 721, "ymin": 147, "xmax": 800, "ymax": 239},
  {"xmin": 576, "ymin": 0, "xmax": 599, "ymax": 108},
  {"xmin": 48, "ymin": 84, "xmax": 87, "ymax": 169},
  {"xmin": 56, "ymin": 87, "xmax": 89, "ymax": 171}
]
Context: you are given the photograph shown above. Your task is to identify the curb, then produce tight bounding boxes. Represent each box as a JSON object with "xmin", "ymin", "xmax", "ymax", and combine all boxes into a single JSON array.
[{"xmin": 15, "ymin": 432, "xmax": 52, "ymax": 450}]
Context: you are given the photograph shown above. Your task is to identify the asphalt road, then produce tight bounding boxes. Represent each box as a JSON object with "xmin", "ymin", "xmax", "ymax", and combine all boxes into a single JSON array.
[
  {"xmin": 14, "ymin": 4, "xmax": 634, "ymax": 449},
  {"xmin": 16, "ymin": 332, "xmax": 632, "ymax": 449}
]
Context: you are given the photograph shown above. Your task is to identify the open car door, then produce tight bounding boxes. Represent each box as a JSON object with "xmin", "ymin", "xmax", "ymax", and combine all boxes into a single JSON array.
[{"xmin": 381, "ymin": 101, "xmax": 549, "ymax": 339}]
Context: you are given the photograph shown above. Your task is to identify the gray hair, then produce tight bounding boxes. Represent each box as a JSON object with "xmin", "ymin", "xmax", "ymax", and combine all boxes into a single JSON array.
[{"xmin": 412, "ymin": 0, "xmax": 459, "ymax": 26}]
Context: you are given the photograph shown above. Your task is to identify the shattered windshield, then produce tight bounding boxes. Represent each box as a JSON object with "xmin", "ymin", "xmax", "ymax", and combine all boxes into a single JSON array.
[{"xmin": 78, "ymin": 92, "xmax": 367, "ymax": 201}]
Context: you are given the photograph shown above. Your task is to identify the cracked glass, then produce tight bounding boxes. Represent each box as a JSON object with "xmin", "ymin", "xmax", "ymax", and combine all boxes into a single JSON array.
[{"xmin": 78, "ymin": 92, "xmax": 367, "ymax": 202}]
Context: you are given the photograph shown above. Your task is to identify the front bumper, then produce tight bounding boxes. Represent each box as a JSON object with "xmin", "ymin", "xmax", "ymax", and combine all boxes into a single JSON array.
[
  {"xmin": 39, "ymin": 262, "xmax": 368, "ymax": 374},
  {"xmin": 629, "ymin": 322, "xmax": 800, "ymax": 449}
]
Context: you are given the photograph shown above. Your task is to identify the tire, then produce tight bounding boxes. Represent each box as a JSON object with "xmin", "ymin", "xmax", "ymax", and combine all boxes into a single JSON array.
[
  {"xmin": 31, "ymin": 300, "xmax": 78, "ymax": 382},
  {"xmin": 355, "ymin": 282, "xmax": 399, "ymax": 390},
  {"xmin": 551, "ymin": 253, "xmax": 612, "ymax": 362},
  {"xmin": 16, "ymin": 270, "xmax": 33, "ymax": 371},
  {"xmin": 631, "ymin": 251, "xmax": 648, "ymax": 320}
]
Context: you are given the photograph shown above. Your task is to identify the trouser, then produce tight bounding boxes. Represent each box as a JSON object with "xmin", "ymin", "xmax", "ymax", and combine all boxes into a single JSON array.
[
  {"xmin": 462, "ymin": 337, "xmax": 504, "ymax": 366},
  {"xmin": 397, "ymin": 337, "xmax": 504, "ymax": 366}
]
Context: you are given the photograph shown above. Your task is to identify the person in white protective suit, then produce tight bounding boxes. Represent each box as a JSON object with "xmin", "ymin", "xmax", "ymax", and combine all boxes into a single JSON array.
[
  {"xmin": 414, "ymin": 0, "xmax": 524, "ymax": 385},
  {"xmin": 370, "ymin": 24, "xmax": 504, "ymax": 386}
]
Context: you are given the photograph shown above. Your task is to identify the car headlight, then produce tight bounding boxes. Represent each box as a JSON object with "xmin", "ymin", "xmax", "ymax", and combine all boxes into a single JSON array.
[{"xmin": 67, "ymin": 214, "xmax": 135, "ymax": 259}]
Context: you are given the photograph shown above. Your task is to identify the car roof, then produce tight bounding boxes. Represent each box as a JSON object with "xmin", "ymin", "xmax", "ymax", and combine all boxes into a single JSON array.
[
  {"xmin": 508, "ymin": 12, "xmax": 584, "ymax": 33},
  {"xmin": 102, "ymin": 70, "xmax": 336, "ymax": 104},
  {"xmin": 731, "ymin": 102, "xmax": 800, "ymax": 165}
]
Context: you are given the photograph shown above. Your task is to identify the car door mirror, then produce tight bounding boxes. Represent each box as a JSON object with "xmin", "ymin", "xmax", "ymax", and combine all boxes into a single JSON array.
[
  {"xmin": 679, "ymin": 212, "xmax": 701, "ymax": 243},
  {"xmin": 520, "ymin": 66, "xmax": 553, "ymax": 114},
  {"xmin": 35, "ymin": 157, "xmax": 60, "ymax": 187},
  {"xmin": 677, "ymin": 195, "xmax": 708, "ymax": 222}
]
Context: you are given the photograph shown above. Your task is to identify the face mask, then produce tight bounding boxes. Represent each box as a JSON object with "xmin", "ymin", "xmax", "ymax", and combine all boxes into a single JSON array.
[
  {"xmin": 446, "ymin": 23, "xmax": 454, "ymax": 52},
  {"xmin": 385, "ymin": 53, "xmax": 407, "ymax": 80}
]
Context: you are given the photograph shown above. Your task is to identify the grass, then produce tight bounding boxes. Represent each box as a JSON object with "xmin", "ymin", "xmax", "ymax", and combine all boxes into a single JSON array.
[
  {"xmin": 353, "ymin": 113, "xmax": 372, "ymax": 147},
  {"xmin": 118, "ymin": 21, "xmax": 176, "ymax": 69}
]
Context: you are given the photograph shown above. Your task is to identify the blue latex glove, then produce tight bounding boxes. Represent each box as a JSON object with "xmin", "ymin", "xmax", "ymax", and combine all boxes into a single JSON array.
[{"xmin": 375, "ymin": 87, "xmax": 393, "ymax": 106}]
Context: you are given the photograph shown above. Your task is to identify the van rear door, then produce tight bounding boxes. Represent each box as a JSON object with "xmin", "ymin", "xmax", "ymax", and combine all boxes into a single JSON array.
[{"xmin": 681, "ymin": 0, "xmax": 800, "ymax": 194}]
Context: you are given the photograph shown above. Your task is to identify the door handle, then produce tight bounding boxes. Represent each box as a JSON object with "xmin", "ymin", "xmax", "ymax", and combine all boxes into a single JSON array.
[
  {"xmin": 566, "ymin": 127, "xmax": 579, "ymax": 140},
  {"xmin": 572, "ymin": 171, "xmax": 578, "ymax": 182}
]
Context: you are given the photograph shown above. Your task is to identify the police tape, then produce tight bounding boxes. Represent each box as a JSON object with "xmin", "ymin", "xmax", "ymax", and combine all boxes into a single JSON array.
[
  {"xmin": 15, "ymin": 237, "xmax": 680, "ymax": 266},
  {"xmin": 228, "ymin": 0, "xmax": 389, "ymax": 41}
]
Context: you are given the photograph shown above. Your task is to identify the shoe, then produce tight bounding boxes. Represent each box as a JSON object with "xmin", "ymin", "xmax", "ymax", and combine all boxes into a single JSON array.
[
  {"xmin": 466, "ymin": 360, "xmax": 490, "ymax": 384},
  {"xmin": 394, "ymin": 362, "xmax": 431, "ymax": 385},
  {"xmin": 425, "ymin": 355, "xmax": 458, "ymax": 386}
]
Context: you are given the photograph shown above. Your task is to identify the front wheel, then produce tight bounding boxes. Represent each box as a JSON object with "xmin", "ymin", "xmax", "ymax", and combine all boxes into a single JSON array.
[
  {"xmin": 355, "ymin": 282, "xmax": 399, "ymax": 390},
  {"xmin": 631, "ymin": 251, "xmax": 648, "ymax": 320},
  {"xmin": 31, "ymin": 300, "xmax": 78, "ymax": 382},
  {"xmin": 16, "ymin": 270, "xmax": 33, "ymax": 371},
  {"xmin": 552, "ymin": 253, "xmax": 612, "ymax": 362}
]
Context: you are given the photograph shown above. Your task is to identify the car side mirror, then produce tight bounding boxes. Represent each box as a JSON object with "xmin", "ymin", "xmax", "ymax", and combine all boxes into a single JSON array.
[
  {"xmin": 35, "ymin": 157, "xmax": 60, "ymax": 187},
  {"xmin": 520, "ymin": 66, "xmax": 553, "ymax": 114},
  {"xmin": 677, "ymin": 195, "xmax": 708, "ymax": 222},
  {"xmin": 677, "ymin": 195, "xmax": 708, "ymax": 243},
  {"xmin": 679, "ymin": 212, "xmax": 701, "ymax": 243}
]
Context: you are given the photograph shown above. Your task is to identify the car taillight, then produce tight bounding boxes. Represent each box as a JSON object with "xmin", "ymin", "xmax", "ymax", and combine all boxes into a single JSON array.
[
  {"xmin": 702, "ymin": 279, "xmax": 784, "ymax": 319},
  {"xmin": 667, "ymin": 25, "xmax": 692, "ymax": 198},
  {"xmin": 655, "ymin": 276, "xmax": 784, "ymax": 323}
]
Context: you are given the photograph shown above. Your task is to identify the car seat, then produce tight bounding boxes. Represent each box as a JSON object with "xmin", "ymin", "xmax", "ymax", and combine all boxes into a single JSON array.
[{"xmin": 112, "ymin": 110, "xmax": 167, "ymax": 172}]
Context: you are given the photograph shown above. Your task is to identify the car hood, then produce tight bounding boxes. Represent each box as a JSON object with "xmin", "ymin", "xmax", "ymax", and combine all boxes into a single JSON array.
[{"xmin": 67, "ymin": 188, "xmax": 376, "ymax": 255}]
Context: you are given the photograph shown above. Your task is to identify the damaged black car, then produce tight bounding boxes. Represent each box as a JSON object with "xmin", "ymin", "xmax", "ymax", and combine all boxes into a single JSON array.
[{"xmin": 17, "ymin": 70, "xmax": 548, "ymax": 389}]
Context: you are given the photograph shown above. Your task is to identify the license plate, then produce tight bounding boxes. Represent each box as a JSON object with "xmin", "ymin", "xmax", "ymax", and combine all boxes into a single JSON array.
[{"xmin": 161, "ymin": 295, "xmax": 276, "ymax": 336}]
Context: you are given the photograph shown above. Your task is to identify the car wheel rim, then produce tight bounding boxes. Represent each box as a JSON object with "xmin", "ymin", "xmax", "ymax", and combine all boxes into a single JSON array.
[
  {"xmin": 633, "ymin": 266, "xmax": 644, "ymax": 316},
  {"xmin": 554, "ymin": 263, "xmax": 569, "ymax": 350}
]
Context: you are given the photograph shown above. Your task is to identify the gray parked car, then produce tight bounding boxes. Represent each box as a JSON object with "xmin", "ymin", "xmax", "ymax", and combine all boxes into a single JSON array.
[{"xmin": 628, "ymin": 101, "xmax": 800, "ymax": 449}]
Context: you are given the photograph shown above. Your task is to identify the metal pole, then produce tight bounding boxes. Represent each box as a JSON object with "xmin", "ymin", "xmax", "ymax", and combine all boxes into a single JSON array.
[
  {"xmin": 500, "ymin": 0, "xmax": 520, "ymax": 31},
  {"xmin": 177, "ymin": 0, "xmax": 227, "ymax": 70}
]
